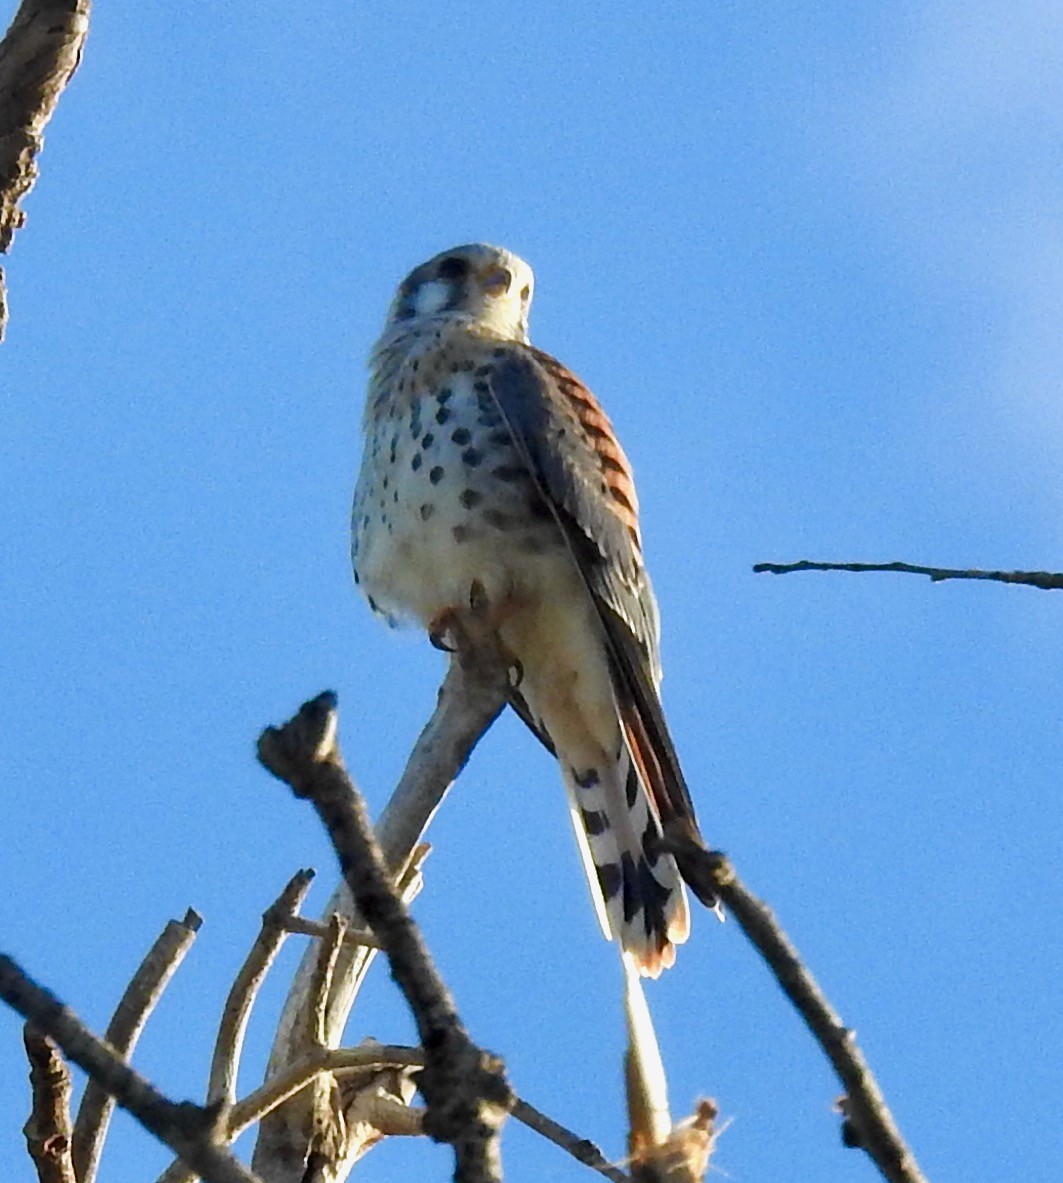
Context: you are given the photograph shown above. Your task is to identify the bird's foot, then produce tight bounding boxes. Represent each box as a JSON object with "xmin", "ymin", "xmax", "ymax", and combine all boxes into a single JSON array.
[
  {"xmin": 428, "ymin": 607, "xmax": 459, "ymax": 652},
  {"xmin": 427, "ymin": 587, "xmax": 522, "ymax": 684}
]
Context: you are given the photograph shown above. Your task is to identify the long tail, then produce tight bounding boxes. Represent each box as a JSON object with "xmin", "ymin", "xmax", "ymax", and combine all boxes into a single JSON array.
[{"xmin": 560, "ymin": 741, "xmax": 690, "ymax": 977}]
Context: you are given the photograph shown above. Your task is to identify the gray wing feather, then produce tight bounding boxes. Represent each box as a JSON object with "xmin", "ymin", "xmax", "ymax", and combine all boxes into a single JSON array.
[{"xmin": 484, "ymin": 347, "xmax": 702, "ymax": 830}]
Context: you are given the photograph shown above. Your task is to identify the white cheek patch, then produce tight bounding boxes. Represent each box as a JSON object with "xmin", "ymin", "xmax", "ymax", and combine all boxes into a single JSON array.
[{"xmin": 414, "ymin": 280, "xmax": 451, "ymax": 317}]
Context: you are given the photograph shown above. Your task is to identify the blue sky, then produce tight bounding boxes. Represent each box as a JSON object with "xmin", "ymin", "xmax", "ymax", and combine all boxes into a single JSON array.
[{"xmin": 3, "ymin": 3, "xmax": 1062, "ymax": 1180}]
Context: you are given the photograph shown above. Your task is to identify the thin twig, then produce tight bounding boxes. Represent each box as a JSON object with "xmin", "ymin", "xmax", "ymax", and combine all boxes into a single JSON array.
[
  {"xmin": 308, "ymin": 912, "xmax": 346, "ymax": 1050},
  {"xmin": 303, "ymin": 912, "xmax": 351, "ymax": 1175},
  {"xmin": 23, "ymin": 1026, "xmax": 76, "ymax": 1183},
  {"xmin": 0, "ymin": 954, "xmax": 262, "ymax": 1183},
  {"xmin": 282, "ymin": 915, "xmax": 383, "ymax": 951},
  {"xmin": 257, "ymin": 686, "xmax": 512, "ymax": 1183},
  {"xmin": 72, "ymin": 908, "xmax": 201, "ymax": 1183},
  {"xmin": 155, "ymin": 877, "xmax": 314, "ymax": 1183},
  {"xmin": 209, "ymin": 872, "xmax": 314, "ymax": 1110},
  {"xmin": 753, "ymin": 559, "xmax": 1063, "ymax": 591},
  {"xmin": 230, "ymin": 1045, "xmax": 425, "ymax": 1137},
  {"xmin": 0, "ymin": 0, "xmax": 91, "ymax": 340},
  {"xmin": 253, "ymin": 632, "xmax": 508, "ymax": 1181},
  {"xmin": 661, "ymin": 831, "xmax": 928, "ymax": 1183},
  {"xmin": 512, "ymin": 1098, "xmax": 630, "ymax": 1183}
]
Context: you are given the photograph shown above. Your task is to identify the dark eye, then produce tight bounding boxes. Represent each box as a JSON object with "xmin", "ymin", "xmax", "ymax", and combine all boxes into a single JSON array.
[
  {"xmin": 437, "ymin": 256, "xmax": 469, "ymax": 281},
  {"xmin": 520, "ymin": 284, "xmax": 531, "ymax": 301}
]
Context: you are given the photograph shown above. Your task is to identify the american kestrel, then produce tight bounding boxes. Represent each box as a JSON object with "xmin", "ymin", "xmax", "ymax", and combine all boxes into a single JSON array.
[{"xmin": 352, "ymin": 243, "xmax": 706, "ymax": 976}]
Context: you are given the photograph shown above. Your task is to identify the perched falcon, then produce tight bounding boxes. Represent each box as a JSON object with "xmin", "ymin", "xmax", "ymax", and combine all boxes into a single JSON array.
[{"xmin": 352, "ymin": 243, "xmax": 707, "ymax": 976}]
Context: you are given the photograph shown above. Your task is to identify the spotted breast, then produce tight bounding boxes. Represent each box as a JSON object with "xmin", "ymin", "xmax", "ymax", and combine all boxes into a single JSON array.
[{"xmin": 352, "ymin": 328, "xmax": 565, "ymax": 626}]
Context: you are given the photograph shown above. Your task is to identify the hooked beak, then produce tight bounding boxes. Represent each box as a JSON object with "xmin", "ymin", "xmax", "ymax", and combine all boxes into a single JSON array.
[{"xmin": 482, "ymin": 265, "xmax": 512, "ymax": 297}]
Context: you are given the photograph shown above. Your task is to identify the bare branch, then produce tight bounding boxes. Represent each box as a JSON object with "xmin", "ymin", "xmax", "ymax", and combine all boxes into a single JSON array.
[
  {"xmin": 0, "ymin": 954, "xmax": 262, "ymax": 1183},
  {"xmin": 154, "ymin": 878, "xmax": 315, "ymax": 1183},
  {"xmin": 253, "ymin": 629, "xmax": 509, "ymax": 1182},
  {"xmin": 23, "ymin": 1026, "xmax": 76, "ymax": 1183},
  {"xmin": 258, "ymin": 688, "xmax": 512, "ymax": 1183},
  {"xmin": 73, "ymin": 908, "xmax": 202, "ymax": 1183},
  {"xmin": 753, "ymin": 559, "xmax": 1063, "ymax": 591},
  {"xmin": 356, "ymin": 1092, "xmax": 424, "ymax": 1137},
  {"xmin": 661, "ymin": 831, "xmax": 928, "ymax": 1183},
  {"xmin": 0, "ymin": 0, "xmax": 91, "ymax": 340},
  {"xmin": 308, "ymin": 913, "xmax": 346, "ymax": 1051},
  {"xmin": 301, "ymin": 912, "xmax": 350, "ymax": 1175},
  {"xmin": 512, "ymin": 1098, "xmax": 630, "ymax": 1183},
  {"xmin": 282, "ymin": 916, "xmax": 383, "ymax": 951},
  {"xmin": 375, "ymin": 632, "xmax": 511, "ymax": 870},
  {"xmin": 156, "ymin": 1044, "xmax": 425, "ymax": 1183},
  {"xmin": 209, "ymin": 873, "xmax": 315, "ymax": 1111},
  {"xmin": 284, "ymin": 640, "xmax": 507, "ymax": 1053},
  {"xmin": 231, "ymin": 1045, "xmax": 425, "ymax": 1136},
  {"xmin": 330, "ymin": 1050, "xmax": 422, "ymax": 1168}
]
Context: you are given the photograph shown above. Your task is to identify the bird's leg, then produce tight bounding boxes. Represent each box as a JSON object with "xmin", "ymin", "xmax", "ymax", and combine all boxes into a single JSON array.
[
  {"xmin": 467, "ymin": 579, "xmax": 524, "ymax": 632},
  {"xmin": 467, "ymin": 581, "xmax": 526, "ymax": 685}
]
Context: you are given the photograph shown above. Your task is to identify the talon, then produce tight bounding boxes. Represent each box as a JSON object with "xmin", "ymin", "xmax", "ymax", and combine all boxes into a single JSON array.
[
  {"xmin": 429, "ymin": 627, "xmax": 455, "ymax": 652},
  {"xmin": 508, "ymin": 658, "xmax": 524, "ymax": 688},
  {"xmin": 427, "ymin": 607, "xmax": 459, "ymax": 652}
]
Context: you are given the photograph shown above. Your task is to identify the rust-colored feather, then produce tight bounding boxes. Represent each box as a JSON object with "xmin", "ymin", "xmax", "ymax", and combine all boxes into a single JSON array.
[{"xmin": 528, "ymin": 346, "xmax": 643, "ymax": 543}]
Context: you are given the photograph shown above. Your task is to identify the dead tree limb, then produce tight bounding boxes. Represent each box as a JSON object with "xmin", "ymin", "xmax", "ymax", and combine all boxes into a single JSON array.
[
  {"xmin": 753, "ymin": 559, "xmax": 1063, "ymax": 591},
  {"xmin": 209, "ymin": 873, "xmax": 315, "ymax": 1112},
  {"xmin": 230, "ymin": 1045, "xmax": 425, "ymax": 1137},
  {"xmin": 258, "ymin": 687, "xmax": 512, "ymax": 1183},
  {"xmin": 72, "ymin": 908, "xmax": 201, "ymax": 1183},
  {"xmin": 318, "ymin": 635, "xmax": 509, "ymax": 1042},
  {"xmin": 662, "ymin": 831, "xmax": 928, "ymax": 1183},
  {"xmin": 23, "ymin": 1026, "xmax": 76, "ymax": 1183},
  {"xmin": 282, "ymin": 915, "xmax": 384, "ymax": 951},
  {"xmin": 0, "ymin": 0, "xmax": 91, "ymax": 340},
  {"xmin": 156, "ymin": 1043, "xmax": 426, "ymax": 1183},
  {"xmin": 0, "ymin": 954, "xmax": 262, "ymax": 1183},
  {"xmin": 253, "ymin": 627, "xmax": 509, "ymax": 1181},
  {"xmin": 156, "ymin": 870, "xmax": 425, "ymax": 1183}
]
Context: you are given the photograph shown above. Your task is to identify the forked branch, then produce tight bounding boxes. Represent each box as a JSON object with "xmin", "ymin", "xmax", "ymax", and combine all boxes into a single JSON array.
[
  {"xmin": 252, "ymin": 620, "xmax": 509, "ymax": 1180},
  {"xmin": 1, "ymin": 954, "xmax": 262, "ymax": 1183},
  {"xmin": 257, "ymin": 687, "xmax": 512, "ymax": 1183}
]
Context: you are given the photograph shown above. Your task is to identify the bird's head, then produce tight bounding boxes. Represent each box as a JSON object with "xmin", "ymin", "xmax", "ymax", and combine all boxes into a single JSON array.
[{"xmin": 384, "ymin": 243, "xmax": 534, "ymax": 343}]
